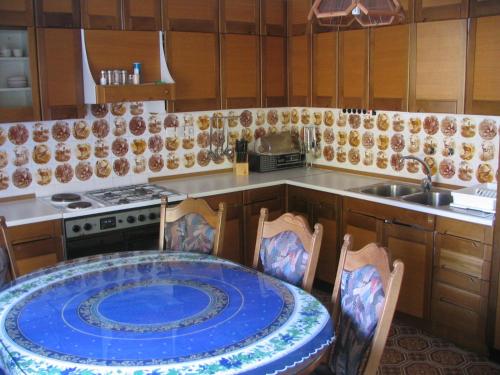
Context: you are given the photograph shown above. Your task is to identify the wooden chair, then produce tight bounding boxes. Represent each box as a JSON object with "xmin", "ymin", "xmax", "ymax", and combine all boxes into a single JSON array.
[
  {"xmin": 252, "ymin": 208, "xmax": 323, "ymax": 293},
  {"xmin": 158, "ymin": 196, "xmax": 226, "ymax": 256},
  {"xmin": 316, "ymin": 234, "xmax": 404, "ymax": 375},
  {"xmin": 0, "ymin": 216, "xmax": 17, "ymax": 284}
]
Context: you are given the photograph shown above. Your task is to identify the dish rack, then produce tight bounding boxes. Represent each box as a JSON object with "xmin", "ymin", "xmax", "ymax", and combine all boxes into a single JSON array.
[{"xmin": 450, "ymin": 183, "xmax": 497, "ymax": 213}]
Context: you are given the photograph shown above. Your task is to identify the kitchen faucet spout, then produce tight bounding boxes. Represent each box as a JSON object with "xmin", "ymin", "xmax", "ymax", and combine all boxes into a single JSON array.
[{"xmin": 401, "ymin": 155, "xmax": 432, "ymax": 192}]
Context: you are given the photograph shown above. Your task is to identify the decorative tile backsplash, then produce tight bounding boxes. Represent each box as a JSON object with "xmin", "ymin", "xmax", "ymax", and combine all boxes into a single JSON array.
[{"xmin": 0, "ymin": 104, "xmax": 498, "ymax": 198}]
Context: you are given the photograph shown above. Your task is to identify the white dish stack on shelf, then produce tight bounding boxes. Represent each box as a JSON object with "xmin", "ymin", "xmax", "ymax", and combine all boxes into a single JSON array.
[
  {"xmin": 450, "ymin": 183, "xmax": 497, "ymax": 213},
  {"xmin": 7, "ymin": 75, "xmax": 27, "ymax": 88}
]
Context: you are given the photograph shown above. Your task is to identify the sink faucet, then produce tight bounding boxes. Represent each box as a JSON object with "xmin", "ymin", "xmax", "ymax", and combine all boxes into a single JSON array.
[{"xmin": 401, "ymin": 155, "xmax": 432, "ymax": 192}]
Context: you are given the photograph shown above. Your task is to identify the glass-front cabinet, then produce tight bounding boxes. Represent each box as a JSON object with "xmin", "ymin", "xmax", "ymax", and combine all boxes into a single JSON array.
[{"xmin": 0, "ymin": 28, "xmax": 40, "ymax": 123}]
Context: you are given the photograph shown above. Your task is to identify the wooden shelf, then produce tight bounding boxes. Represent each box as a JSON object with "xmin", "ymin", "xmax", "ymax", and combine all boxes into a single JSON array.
[{"xmin": 95, "ymin": 82, "xmax": 175, "ymax": 103}]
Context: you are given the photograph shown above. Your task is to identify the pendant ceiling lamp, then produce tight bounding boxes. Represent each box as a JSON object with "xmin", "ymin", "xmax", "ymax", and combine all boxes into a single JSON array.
[{"xmin": 308, "ymin": 0, "xmax": 404, "ymax": 28}]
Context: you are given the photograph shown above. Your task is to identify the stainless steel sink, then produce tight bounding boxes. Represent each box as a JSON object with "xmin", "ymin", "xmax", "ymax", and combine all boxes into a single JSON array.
[
  {"xmin": 401, "ymin": 191, "xmax": 453, "ymax": 207},
  {"xmin": 359, "ymin": 183, "xmax": 422, "ymax": 197}
]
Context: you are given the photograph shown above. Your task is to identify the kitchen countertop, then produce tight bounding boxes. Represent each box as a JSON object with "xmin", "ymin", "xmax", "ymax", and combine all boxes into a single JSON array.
[{"xmin": 2, "ymin": 167, "xmax": 495, "ymax": 227}]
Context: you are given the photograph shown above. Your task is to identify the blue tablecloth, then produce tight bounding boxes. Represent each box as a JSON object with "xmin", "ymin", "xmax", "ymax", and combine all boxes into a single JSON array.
[{"xmin": 0, "ymin": 251, "xmax": 334, "ymax": 374}]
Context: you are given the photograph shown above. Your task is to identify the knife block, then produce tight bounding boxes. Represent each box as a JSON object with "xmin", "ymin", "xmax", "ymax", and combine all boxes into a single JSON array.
[{"xmin": 234, "ymin": 161, "xmax": 249, "ymax": 176}]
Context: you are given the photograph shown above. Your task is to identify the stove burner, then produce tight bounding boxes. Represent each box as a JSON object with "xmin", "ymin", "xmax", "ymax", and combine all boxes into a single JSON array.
[
  {"xmin": 67, "ymin": 201, "xmax": 92, "ymax": 209},
  {"xmin": 52, "ymin": 193, "xmax": 81, "ymax": 203},
  {"xmin": 118, "ymin": 198, "xmax": 130, "ymax": 204}
]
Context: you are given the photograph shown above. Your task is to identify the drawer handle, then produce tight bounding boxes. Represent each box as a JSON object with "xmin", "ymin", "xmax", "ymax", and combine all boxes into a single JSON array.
[
  {"xmin": 12, "ymin": 235, "xmax": 52, "ymax": 245},
  {"xmin": 439, "ymin": 297, "xmax": 475, "ymax": 312},
  {"xmin": 440, "ymin": 265, "xmax": 477, "ymax": 283}
]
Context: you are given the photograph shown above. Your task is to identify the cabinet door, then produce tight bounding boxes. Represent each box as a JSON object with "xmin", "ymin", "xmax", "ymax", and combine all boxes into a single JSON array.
[
  {"xmin": 81, "ymin": 0, "xmax": 122, "ymax": 30},
  {"xmin": 286, "ymin": 185, "xmax": 311, "ymax": 220},
  {"xmin": 415, "ymin": 0, "xmax": 468, "ymax": 22},
  {"xmin": 0, "ymin": 0, "xmax": 33, "ymax": 26},
  {"xmin": 205, "ymin": 192, "xmax": 244, "ymax": 264},
  {"xmin": 163, "ymin": 0, "xmax": 218, "ymax": 33},
  {"xmin": 466, "ymin": 16, "xmax": 500, "ymax": 115},
  {"xmin": 288, "ymin": 0, "xmax": 310, "ymax": 36},
  {"xmin": 370, "ymin": 24, "xmax": 409, "ymax": 111},
  {"xmin": 289, "ymin": 34, "xmax": 311, "ymax": 106},
  {"xmin": 35, "ymin": 0, "xmax": 80, "ymax": 28},
  {"xmin": 410, "ymin": 19, "xmax": 467, "ymax": 113},
  {"xmin": 37, "ymin": 28, "xmax": 85, "ymax": 120},
  {"xmin": 221, "ymin": 34, "xmax": 260, "ymax": 109},
  {"xmin": 262, "ymin": 36, "xmax": 287, "ymax": 107},
  {"xmin": 382, "ymin": 222, "xmax": 434, "ymax": 320},
  {"xmin": 339, "ymin": 29, "xmax": 369, "ymax": 109},
  {"xmin": 470, "ymin": 0, "xmax": 500, "ymax": 17},
  {"xmin": 0, "ymin": 28, "xmax": 41, "ymax": 123},
  {"xmin": 166, "ymin": 31, "xmax": 220, "ymax": 112},
  {"xmin": 313, "ymin": 31, "xmax": 337, "ymax": 108},
  {"xmin": 123, "ymin": 0, "xmax": 161, "ymax": 31},
  {"xmin": 311, "ymin": 192, "xmax": 339, "ymax": 284},
  {"xmin": 221, "ymin": 0, "xmax": 259, "ymax": 35},
  {"xmin": 342, "ymin": 210, "xmax": 379, "ymax": 251},
  {"xmin": 261, "ymin": 0, "xmax": 286, "ymax": 36}
]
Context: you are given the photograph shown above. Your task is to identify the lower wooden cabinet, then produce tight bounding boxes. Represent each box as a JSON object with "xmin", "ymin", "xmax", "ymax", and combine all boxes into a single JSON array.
[
  {"xmin": 342, "ymin": 197, "xmax": 435, "ymax": 320},
  {"xmin": 432, "ymin": 217, "xmax": 492, "ymax": 353},
  {"xmin": 243, "ymin": 185, "xmax": 285, "ymax": 267},
  {"xmin": 8, "ymin": 219, "xmax": 64, "ymax": 276},
  {"xmin": 204, "ymin": 191, "xmax": 244, "ymax": 264},
  {"xmin": 287, "ymin": 185, "xmax": 340, "ymax": 284}
]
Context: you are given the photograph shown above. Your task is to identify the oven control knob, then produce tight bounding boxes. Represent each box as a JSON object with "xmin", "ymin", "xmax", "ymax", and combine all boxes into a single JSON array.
[
  {"xmin": 127, "ymin": 216, "xmax": 136, "ymax": 223},
  {"xmin": 149, "ymin": 213, "xmax": 156, "ymax": 220},
  {"xmin": 83, "ymin": 223, "xmax": 92, "ymax": 231},
  {"xmin": 72, "ymin": 225, "xmax": 81, "ymax": 233},
  {"xmin": 138, "ymin": 214, "xmax": 146, "ymax": 222}
]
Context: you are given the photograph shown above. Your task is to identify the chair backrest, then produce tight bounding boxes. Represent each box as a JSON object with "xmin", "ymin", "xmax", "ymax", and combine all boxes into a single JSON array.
[
  {"xmin": 0, "ymin": 216, "xmax": 17, "ymax": 284},
  {"xmin": 252, "ymin": 207, "xmax": 323, "ymax": 292},
  {"xmin": 329, "ymin": 234, "xmax": 404, "ymax": 375},
  {"xmin": 158, "ymin": 196, "xmax": 226, "ymax": 256}
]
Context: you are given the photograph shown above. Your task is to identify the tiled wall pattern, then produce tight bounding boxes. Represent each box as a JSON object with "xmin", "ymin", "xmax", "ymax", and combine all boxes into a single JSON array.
[{"xmin": 0, "ymin": 104, "xmax": 498, "ymax": 198}]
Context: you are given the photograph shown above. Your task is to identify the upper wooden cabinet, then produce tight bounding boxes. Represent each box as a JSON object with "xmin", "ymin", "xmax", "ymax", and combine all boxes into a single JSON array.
[
  {"xmin": 262, "ymin": 36, "xmax": 287, "ymax": 107},
  {"xmin": 163, "ymin": 0, "xmax": 218, "ymax": 33},
  {"xmin": 470, "ymin": 0, "xmax": 500, "ymax": 17},
  {"xmin": 289, "ymin": 34, "xmax": 311, "ymax": 106},
  {"xmin": 261, "ymin": 0, "xmax": 286, "ymax": 36},
  {"xmin": 415, "ymin": 0, "xmax": 468, "ymax": 22},
  {"xmin": 166, "ymin": 31, "xmax": 220, "ymax": 112},
  {"xmin": 410, "ymin": 19, "xmax": 467, "ymax": 113},
  {"xmin": 339, "ymin": 29, "xmax": 369, "ymax": 109},
  {"xmin": 370, "ymin": 24, "xmax": 409, "ymax": 111},
  {"xmin": 0, "ymin": 0, "xmax": 34, "ymax": 26},
  {"xmin": 466, "ymin": 15, "xmax": 500, "ymax": 115},
  {"xmin": 123, "ymin": 0, "xmax": 161, "ymax": 31},
  {"xmin": 35, "ymin": 0, "xmax": 81, "ymax": 28},
  {"xmin": 81, "ymin": 0, "xmax": 121, "ymax": 30},
  {"xmin": 37, "ymin": 27, "xmax": 85, "ymax": 120},
  {"xmin": 221, "ymin": 34, "xmax": 260, "ymax": 109},
  {"xmin": 288, "ymin": 0, "xmax": 311, "ymax": 36},
  {"xmin": 220, "ymin": 0, "xmax": 259, "ymax": 35},
  {"xmin": 313, "ymin": 31, "xmax": 337, "ymax": 107}
]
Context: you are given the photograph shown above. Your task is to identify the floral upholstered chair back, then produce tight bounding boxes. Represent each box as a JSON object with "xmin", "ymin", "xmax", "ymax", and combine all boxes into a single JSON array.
[
  {"xmin": 252, "ymin": 208, "xmax": 323, "ymax": 293},
  {"xmin": 328, "ymin": 234, "xmax": 404, "ymax": 375},
  {"xmin": 158, "ymin": 197, "xmax": 226, "ymax": 256},
  {"xmin": 0, "ymin": 216, "xmax": 16, "ymax": 286}
]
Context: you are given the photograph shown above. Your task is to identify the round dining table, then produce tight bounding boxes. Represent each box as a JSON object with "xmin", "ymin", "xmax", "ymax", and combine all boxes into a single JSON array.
[{"xmin": 0, "ymin": 251, "xmax": 334, "ymax": 374}]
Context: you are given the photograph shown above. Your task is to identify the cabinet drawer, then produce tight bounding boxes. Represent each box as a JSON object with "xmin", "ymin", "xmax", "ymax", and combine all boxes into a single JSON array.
[
  {"xmin": 433, "ymin": 281, "xmax": 484, "ymax": 313},
  {"xmin": 13, "ymin": 237, "xmax": 61, "ymax": 260},
  {"xmin": 9, "ymin": 220, "xmax": 61, "ymax": 244},
  {"xmin": 17, "ymin": 253, "xmax": 58, "ymax": 276},
  {"xmin": 243, "ymin": 185, "xmax": 284, "ymax": 204},
  {"xmin": 436, "ymin": 233, "xmax": 492, "ymax": 261},
  {"xmin": 436, "ymin": 217, "xmax": 493, "ymax": 244},
  {"xmin": 437, "ymin": 248, "xmax": 491, "ymax": 280},
  {"xmin": 432, "ymin": 297, "xmax": 482, "ymax": 336},
  {"xmin": 434, "ymin": 266, "xmax": 489, "ymax": 296}
]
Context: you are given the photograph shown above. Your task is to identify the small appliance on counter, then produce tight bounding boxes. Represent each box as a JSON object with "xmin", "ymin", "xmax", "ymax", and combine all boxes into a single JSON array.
[
  {"xmin": 450, "ymin": 183, "xmax": 497, "ymax": 213},
  {"xmin": 248, "ymin": 132, "xmax": 305, "ymax": 172}
]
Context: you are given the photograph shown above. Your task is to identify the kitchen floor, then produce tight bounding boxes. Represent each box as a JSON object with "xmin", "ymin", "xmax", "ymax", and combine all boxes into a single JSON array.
[{"xmin": 312, "ymin": 288, "xmax": 500, "ymax": 374}]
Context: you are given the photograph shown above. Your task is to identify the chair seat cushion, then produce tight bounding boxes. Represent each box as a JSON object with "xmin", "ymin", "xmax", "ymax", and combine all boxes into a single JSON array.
[
  {"xmin": 164, "ymin": 213, "xmax": 215, "ymax": 254},
  {"xmin": 330, "ymin": 264, "xmax": 385, "ymax": 375},
  {"xmin": 260, "ymin": 230, "xmax": 309, "ymax": 286}
]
